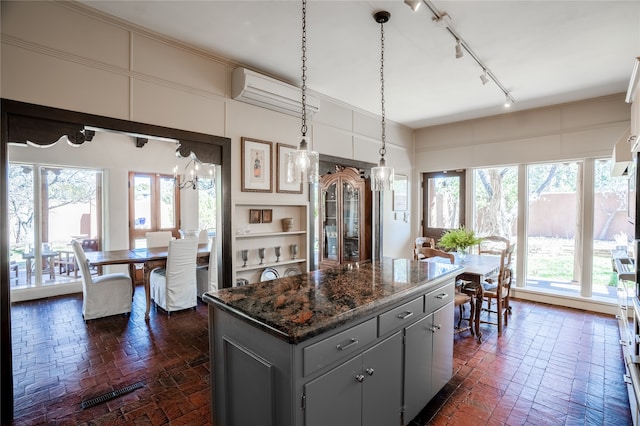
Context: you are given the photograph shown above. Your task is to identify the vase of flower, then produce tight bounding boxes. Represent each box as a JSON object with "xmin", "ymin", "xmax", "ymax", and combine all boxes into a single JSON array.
[{"xmin": 438, "ymin": 227, "xmax": 481, "ymax": 263}]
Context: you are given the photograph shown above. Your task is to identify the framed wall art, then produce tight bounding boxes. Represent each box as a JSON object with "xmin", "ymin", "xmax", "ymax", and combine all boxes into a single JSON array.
[
  {"xmin": 261, "ymin": 209, "xmax": 273, "ymax": 223},
  {"xmin": 393, "ymin": 174, "xmax": 408, "ymax": 211},
  {"xmin": 249, "ymin": 209, "xmax": 262, "ymax": 224},
  {"xmin": 241, "ymin": 137, "xmax": 273, "ymax": 192},
  {"xmin": 276, "ymin": 143, "xmax": 303, "ymax": 194}
]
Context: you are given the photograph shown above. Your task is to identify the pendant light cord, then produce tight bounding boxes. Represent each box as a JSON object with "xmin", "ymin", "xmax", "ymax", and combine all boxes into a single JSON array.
[
  {"xmin": 379, "ymin": 17, "xmax": 386, "ymax": 159},
  {"xmin": 300, "ymin": 0, "xmax": 308, "ymax": 139}
]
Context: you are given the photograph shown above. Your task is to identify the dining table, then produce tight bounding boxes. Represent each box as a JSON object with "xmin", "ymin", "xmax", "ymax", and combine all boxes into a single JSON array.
[
  {"xmin": 422, "ymin": 253, "xmax": 501, "ymax": 342},
  {"xmin": 85, "ymin": 244, "xmax": 210, "ymax": 320}
]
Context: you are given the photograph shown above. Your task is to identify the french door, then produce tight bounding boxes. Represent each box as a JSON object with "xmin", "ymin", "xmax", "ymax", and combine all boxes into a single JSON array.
[
  {"xmin": 421, "ymin": 170, "xmax": 466, "ymax": 244},
  {"xmin": 128, "ymin": 172, "xmax": 180, "ymax": 248}
]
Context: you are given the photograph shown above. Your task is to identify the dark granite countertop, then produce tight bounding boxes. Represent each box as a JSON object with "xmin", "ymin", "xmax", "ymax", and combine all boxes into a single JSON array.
[{"xmin": 203, "ymin": 257, "xmax": 462, "ymax": 344}]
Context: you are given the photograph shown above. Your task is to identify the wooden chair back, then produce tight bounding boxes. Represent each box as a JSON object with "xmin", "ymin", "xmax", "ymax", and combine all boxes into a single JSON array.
[
  {"xmin": 416, "ymin": 247, "xmax": 455, "ymax": 264},
  {"xmin": 413, "ymin": 237, "xmax": 436, "ymax": 260},
  {"xmin": 477, "ymin": 235, "xmax": 510, "ymax": 256}
]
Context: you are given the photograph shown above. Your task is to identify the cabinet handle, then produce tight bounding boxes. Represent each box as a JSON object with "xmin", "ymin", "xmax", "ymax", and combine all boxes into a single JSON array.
[
  {"xmin": 336, "ymin": 338, "xmax": 359, "ymax": 351},
  {"xmin": 355, "ymin": 374, "xmax": 365, "ymax": 383},
  {"xmin": 397, "ymin": 311, "xmax": 414, "ymax": 320},
  {"xmin": 366, "ymin": 368, "xmax": 375, "ymax": 376},
  {"xmin": 435, "ymin": 293, "xmax": 449, "ymax": 300},
  {"xmin": 430, "ymin": 324, "xmax": 442, "ymax": 333}
]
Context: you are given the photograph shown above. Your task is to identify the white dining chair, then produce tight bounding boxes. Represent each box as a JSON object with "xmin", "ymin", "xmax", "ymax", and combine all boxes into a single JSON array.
[
  {"xmin": 197, "ymin": 236, "xmax": 218, "ymax": 298},
  {"xmin": 145, "ymin": 231, "xmax": 174, "ymax": 248},
  {"xmin": 150, "ymin": 238, "xmax": 198, "ymax": 314},
  {"xmin": 71, "ymin": 240, "xmax": 132, "ymax": 321}
]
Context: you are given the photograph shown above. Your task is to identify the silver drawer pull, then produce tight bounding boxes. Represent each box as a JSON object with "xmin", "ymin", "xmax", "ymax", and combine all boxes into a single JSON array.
[
  {"xmin": 337, "ymin": 338, "xmax": 359, "ymax": 351},
  {"xmin": 366, "ymin": 368, "xmax": 375, "ymax": 376},
  {"xmin": 435, "ymin": 293, "xmax": 449, "ymax": 300},
  {"xmin": 397, "ymin": 311, "xmax": 414, "ymax": 320},
  {"xmin": 355, "ymin": 374, "xmax": 365, "ymax": 383}
]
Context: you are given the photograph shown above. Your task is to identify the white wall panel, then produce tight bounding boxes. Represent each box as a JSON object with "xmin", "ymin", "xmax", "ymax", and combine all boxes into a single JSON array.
[
  {"xmin": 314, "ymin": 100, "xmax": 353, "ymax": 131},
  {"xmin": 1, "ymin": 1, "xmax": 130, "ymax": 69},
  {"xmin": 131, "ymin": 79, "xmax": 226, "ymax": 135},
  {"xmin": 1, "ymin": 44, "xmax": 130, "ymax": 119},
  {"xmin": 313, "ymin": 124, "xmax": 353, "ymax": 158},
  {"xmin": 132, "ymin": 34, "xmax": 227, "ymax": 96}
]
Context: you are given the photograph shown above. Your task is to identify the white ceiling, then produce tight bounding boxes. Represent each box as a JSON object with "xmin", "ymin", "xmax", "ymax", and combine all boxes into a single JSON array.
[{"xmin": 79, "ymin": 0, "xmax": 640, "ymax": 129}]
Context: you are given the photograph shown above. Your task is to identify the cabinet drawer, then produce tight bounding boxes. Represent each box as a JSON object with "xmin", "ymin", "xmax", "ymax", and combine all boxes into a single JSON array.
[
  {"xmin": 303, "ymin": 318, "xmax": 376, "ymax": 376},
  {"xmin": 377, "ymin": 296, "xmax": 424, "ymax": 337},
  {"xmin": 425, "ymin": 284, "xmax": 454, "ymax": 314}
]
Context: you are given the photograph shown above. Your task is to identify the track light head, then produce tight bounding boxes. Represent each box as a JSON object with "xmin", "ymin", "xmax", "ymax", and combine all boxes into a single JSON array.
[
  {"xmin": 455, "ymin": 40, "xmax": 463, "ymax": 59},
  {"xmin": 504, "ymin": 95, "xmax": 512, "ymax": 108},
  {"xmin": 480, "ymin": 70, "xmax": 489, "ymax": 85},
  {"xmin": 404, "ymin": 0, "xmax": 421, "ymax": 12}
]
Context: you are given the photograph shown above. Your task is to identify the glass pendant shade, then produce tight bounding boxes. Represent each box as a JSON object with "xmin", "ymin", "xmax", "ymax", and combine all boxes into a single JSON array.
[
  {"xmin": 371, "ymin": 157, "xmax": 394, "ymax": 191},
  {"xmin": 286, "ymin": 135, "xmax": 319, "ymax": 184}
]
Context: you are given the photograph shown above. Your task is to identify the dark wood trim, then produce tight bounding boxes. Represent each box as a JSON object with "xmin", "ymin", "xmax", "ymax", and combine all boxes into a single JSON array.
[{"xmin": 0, "ymin": 99, "xmax": 233, "ymax": 423}]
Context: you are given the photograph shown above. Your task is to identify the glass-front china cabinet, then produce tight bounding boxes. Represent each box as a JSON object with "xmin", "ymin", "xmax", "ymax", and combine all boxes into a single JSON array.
[{"xmin": 319, "ymin": 166, "xmax": 371, "ymax": 267}]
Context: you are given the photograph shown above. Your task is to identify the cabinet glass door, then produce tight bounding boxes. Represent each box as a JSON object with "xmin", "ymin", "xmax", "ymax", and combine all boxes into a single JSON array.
[
  {"xmin": 323, "ymin": 182, "xmax": 339, "ymax": 262},
  {"xmin": 342, "ymin": 182, "xmax": 360, "ymax": 262}
]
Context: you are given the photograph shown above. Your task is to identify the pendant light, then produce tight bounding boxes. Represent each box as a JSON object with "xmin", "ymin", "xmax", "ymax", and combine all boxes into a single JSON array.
[
  {"xmin": 287, "ymin": 0, "xmax": 319, "ymax": 184},
  {"xmin": 371, "ymin": 10, "xmax": 395, "ymax": 192}
]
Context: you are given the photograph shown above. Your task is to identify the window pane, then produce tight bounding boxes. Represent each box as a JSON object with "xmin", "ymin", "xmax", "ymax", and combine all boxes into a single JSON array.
[
  {"xmin": 159, "ymin": 176, "xmax": 176, "ymax": 229},
  {"xmin": 198, "ymin": 174, "xmax": 216, "ymax": 233},
  {"xmin": 427, "ymin": 176, "xmax": 460, "ymax": 229},
  {"xmin": 134, "ymin": 175, "xmax": 152, "ymax": 230},
  {"xmin": 592, "ymin": 159, "xmax": 633, "ymax": 299},
  {"xmin": 526, "ymin": 162, "xmax": 579, "ymax": 294},
  {"xmin": 474, "ymin": 167, "xmax": 518, "ymax": 238},
  {"xmin": 9, "ymin": 164, "xmax": 35, "ymax": 288}
]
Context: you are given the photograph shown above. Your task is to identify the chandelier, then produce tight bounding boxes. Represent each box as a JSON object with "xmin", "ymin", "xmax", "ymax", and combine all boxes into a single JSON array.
[
  {"xmin": 286, "ymin": 0, "xmax": 319, "ymax": 185},
  {"xmin": 371, "ymin": 10, "xmax": 395, "ymax": 192},
  {"xmin": 173, "ymin": 149, "xmax": 215, "ymax": 190}
]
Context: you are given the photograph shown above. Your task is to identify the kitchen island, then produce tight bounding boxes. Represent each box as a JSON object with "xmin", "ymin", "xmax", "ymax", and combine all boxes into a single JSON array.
[{"xmin": 203, "ymin": 257, "xmax": 462, "ymax": 426}]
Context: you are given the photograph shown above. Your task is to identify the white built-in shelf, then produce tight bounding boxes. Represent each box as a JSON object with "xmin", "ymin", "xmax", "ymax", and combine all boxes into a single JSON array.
[
  {"xmin": 235, "ymin": 231, "xmax": 306, "ymax": 239},
  {"xmin": 235, "ymin": 258, "xmax": 306, "ymax": 272}
]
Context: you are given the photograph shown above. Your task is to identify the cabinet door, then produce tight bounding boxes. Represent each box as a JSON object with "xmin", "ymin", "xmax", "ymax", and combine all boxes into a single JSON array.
[
  {"xmin": 342, "ymin": 180, "xmax": 360, "ymax": 262},
  {"xmin": 362, "ymin": 332, "xmax": 403, "ymax": 426},
  {"xmin": 431, "ymin": 302, "xmax": 454, "ymax": 398},
  {"xmin": 403, "ymin": 315, "xmax": 433, "ymax": 423},
  {"xmin": 305, "ymin": 356, "xmax": 361, "ymax": 426},
  {"xmin": 321, "ymin": 181, "xmax": 340, "ymax": 265}
]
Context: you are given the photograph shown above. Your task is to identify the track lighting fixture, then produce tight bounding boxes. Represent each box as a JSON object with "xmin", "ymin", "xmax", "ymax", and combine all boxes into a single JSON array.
[
  {"xmin": 410, "ymin": 0, "xmax": 515, "ymax": 107},
  {"xmin": 404, "ymin": 0, "xmax": 421, "ymax": 12},
  {"xmin": 455, "ymin": 40, "xmax": 463, "ymax": 59},
  {"xmin": 504, "ymin": 95, "xmax": 512, "ymax": 108},
  {"xmin": 480, "ymin": 70, "xmax": 489, "ymax": 85}
]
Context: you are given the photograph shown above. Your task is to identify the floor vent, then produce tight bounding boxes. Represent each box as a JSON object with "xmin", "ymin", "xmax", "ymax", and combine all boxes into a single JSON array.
[{"xmin": 81, "ymin": 381, "xmax": 144, "ymax": 409}]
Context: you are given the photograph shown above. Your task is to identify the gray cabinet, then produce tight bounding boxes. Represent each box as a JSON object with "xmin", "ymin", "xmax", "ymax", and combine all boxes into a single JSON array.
[
  {"xmin": 305, "ymin": 332, "xmax": 403, "ymax": 426},
  {"xmin": 403, "ymin": 300, "xmax": 453, "ymax": 423}
]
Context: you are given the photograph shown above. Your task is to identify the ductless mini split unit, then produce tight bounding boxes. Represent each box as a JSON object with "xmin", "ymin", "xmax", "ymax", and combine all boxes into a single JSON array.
[{"xmin": 231, "ymin": 67, "xmax": 320, "ymax": 119}]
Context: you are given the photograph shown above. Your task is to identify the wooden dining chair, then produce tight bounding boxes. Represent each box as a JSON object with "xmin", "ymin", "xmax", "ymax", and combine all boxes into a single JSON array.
[
  {"xmin": 150, "ymin": 238, "xmax": 198, "ymax": 314},
  {"xmin": 480, "ymin": 243, "xmax": 515, "ymax": 336},
  {"xmin": 418, "ymin": 247, "xmax": 473, "ymax": 332},
  {"xmin": 71, "ymin": 240, "xmax": 133, "ymax": 321},
  {"xmin": 477, "ymin": 235, "xmax": 510, "ymax": 256},
  {"xmin": 413, "ymin": 237, "xmax": 436, "ymax": 260}
]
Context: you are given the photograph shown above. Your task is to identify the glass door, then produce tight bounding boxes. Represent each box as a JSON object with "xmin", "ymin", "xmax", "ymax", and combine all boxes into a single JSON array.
[
  {"xmin": 422, "ymin": 170, "xmax": 465, "ymax": 244},
  {"xmin": 343, "ymin": 181, "xmax": 360, "ymax": 262},
  {"xmin": 322, "ymin": 181, "xmax": 339, "ymax": 263}
]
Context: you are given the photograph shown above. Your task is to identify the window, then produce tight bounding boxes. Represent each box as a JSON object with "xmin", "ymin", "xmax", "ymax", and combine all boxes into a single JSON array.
[
  {"xmin": 526, "ymin": 161, "xmax": 580, "ymax": 295},
  {"xmin": 422, "ymin": 170, "xmax": 465, "ymax": 243},
  {"xmin": 198, "ymin": 172, "xmax": 217, "ymax": 237},
  {"xmin": 129, "ymin": 172, "xmax": 179, "ymax": 248},
  {"xmin": 9, "ymin": 163, "xmax": 102, "ymax": 289}
]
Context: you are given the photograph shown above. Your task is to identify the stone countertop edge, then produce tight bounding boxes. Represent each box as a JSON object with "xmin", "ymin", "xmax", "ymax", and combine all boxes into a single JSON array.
[{"xmin": 202, "ymin": 258, "xmax": 463, "ymax": 344}]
